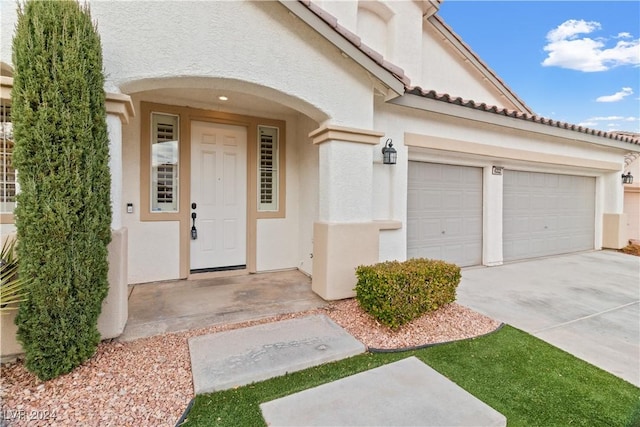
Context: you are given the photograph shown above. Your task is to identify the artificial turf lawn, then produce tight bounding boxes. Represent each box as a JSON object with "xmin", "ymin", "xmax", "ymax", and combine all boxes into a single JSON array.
[{"xmin": 181, "ymin": 325, "xmax": 640, "ymax": 426}]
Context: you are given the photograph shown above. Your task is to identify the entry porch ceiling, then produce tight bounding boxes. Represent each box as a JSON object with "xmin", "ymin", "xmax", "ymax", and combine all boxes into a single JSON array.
[{"xmin": 132, "ymin": 87, "xmax": 300, "ymax": 118}]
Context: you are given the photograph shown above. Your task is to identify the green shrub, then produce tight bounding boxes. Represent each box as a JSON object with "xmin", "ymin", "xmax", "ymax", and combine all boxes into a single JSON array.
[
  {"xmin": 355, "ymin": 258, "xmax": 461, "ymax": 329},
  {"xmin": 12, "ymin": 0, "xmax": 111, "ymax": 380}
]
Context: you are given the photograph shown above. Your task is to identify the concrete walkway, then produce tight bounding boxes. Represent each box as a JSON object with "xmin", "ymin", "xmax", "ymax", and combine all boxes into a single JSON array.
[
  {"xmin": 188, "ymin": 316, "xmax": 506, "ymax": 425},
  {"xmin": 260, "ymin": 356, "xmax": 506, "ymax": 427},
  {"xmin": 457, "ymin": 250, "xmax": 640, "ymax": 386}
]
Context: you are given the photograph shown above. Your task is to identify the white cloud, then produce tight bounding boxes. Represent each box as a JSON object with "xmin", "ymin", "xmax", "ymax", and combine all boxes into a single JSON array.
[
  {"xmin": 615, "ymin": 32, "xmax": 632, "ymax": 39},
  {"xmin": 579, "ymin": 115, "xmax": 638, "ymax": 124},
  {"xmin": 546, "ymin": 19, "xmax": 601, "ymax": 43},
  {"xmin": 585, "ymin": 116, "xmax": 626, "ymax": 121},
  {"xmin": 596, "ymin": 87, "xmax": 634, "ymax": 102},
  {"xmin": 578, "ymin": 115, "xmax": 640, "ymax": 132},
  {"xmin": 542, "ymin": 19, "xmax": 640, "ymax": 72}
]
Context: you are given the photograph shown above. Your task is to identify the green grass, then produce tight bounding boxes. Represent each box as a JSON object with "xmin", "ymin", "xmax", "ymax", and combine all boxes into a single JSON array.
[{"xmin": 181, "ymin": 326, "xmax": 640, "ymax": 426}]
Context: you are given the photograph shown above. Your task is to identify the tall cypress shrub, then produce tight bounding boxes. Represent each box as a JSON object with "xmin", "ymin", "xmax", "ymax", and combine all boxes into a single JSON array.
[{"xmin": 12, "ymin": 0, "xmax": 111, "ymax": 380}]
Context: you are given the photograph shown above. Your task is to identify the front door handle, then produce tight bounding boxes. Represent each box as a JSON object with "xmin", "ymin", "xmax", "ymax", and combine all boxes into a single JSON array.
[{"xmin": 191, "ymin": 211, "xmax": 198, "ymax": 240}]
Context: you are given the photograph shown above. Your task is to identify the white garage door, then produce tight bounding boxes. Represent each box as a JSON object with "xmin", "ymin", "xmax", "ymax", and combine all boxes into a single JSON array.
[
  {"xmin": 623, "ymin": 191, "xmax": 640, "ymax": 241},
  {"xmin": 503, "ymin": 170, "xmax": 595, "ymax": 261},
  {"xmin": 407, "ymin": 162, "xmax": 483, "ymax": 267}
]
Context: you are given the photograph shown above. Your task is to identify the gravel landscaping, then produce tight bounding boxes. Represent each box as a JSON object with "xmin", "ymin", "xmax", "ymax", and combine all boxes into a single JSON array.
[{"xmin": 1, "ymin": 301, "xmax": 500, "ymax": 426}]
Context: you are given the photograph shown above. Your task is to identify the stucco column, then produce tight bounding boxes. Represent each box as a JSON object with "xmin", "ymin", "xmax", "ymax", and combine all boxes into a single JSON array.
[
  {"xmin": 309, "ymin": 125, "xmax": 384, "ymax": 300},
  {"xmin": 601, "ymin": 170, "xmax": 628, "ymax": 249},
  {"xmin": 602, "ymin": 170, "xmax": 625, "ymax": 213},
  {"xmin": 101, "ymin": 93, "xmax": 135, "ymax": 339},
  {"xmin": 311, "ymin": 125, "xmax": 383, "ymax": 222},
  {"xmin": 483, "ymin": 166, "xmax": 503, "ymax": 266},
  {"xmin": 105, "ymin": 92, "xmax": 134, "ymax": 229},
  {"xmin": 106, "ymin": 114, "xmax": 123, "ymax": 230}
]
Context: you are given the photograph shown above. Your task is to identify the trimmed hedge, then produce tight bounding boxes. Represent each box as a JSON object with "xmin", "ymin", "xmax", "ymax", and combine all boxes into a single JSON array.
[
  {"xmin": 355, "ymin": 258, "xmax": 461, "ymax": 330},
  {"xmin": 12, "ymin": 0, "xmax": 111, "ymax": 380}
]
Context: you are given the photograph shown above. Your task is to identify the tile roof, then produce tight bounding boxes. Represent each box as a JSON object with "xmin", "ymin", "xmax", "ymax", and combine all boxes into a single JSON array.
[
  {"xmin": 407, "ymin": 87, "xmax": 640, "ymax": 145},
  {"xmin": 298, "ymin": 1, "xmax": 640, "ymax": 147},
  {"xmin": 298, "ymin": 0, "xmax": 411, "ymax": 86}
]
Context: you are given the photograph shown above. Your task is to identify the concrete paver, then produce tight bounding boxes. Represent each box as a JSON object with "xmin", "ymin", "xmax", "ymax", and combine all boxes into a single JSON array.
[
  {"xmin": 188, "ymin": 315, "xmax": 365, "ymax": 394},
  {"xmin": 457, "ymin": 251, "xmax": 640, "ymax": 386},
  {"xmin": 260, "ymin": 356, "xmax": 506, "ymax": 427}
]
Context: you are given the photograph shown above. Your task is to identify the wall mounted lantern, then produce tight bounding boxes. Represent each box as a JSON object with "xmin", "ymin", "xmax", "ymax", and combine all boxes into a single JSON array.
[
  {"xmin": 622, "ymin": 171, "xmax": 634, "ymax": 184},
  {"xmin": 382, "ymin": 139, "xmax": 397, "ymax": 165}
]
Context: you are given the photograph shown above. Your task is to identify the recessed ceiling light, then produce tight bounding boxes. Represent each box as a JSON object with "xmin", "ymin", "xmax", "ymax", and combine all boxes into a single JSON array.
[{"xmin": 218, "ymin": 95, "xmax": 228, "ymax": 101}]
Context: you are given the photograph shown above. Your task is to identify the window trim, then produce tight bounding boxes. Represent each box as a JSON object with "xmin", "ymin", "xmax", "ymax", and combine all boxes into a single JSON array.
[
  {"xmin": 139, "ymin": 101, "xmax": 286, "ymax": 276},
  {"xmin": 140, "ymin": 103, "xmax": 185, "ymax": 221},
  {"xmin": 140, "ymin": 102, "xmax": 286, "ymax": 223},
  {"xmin": 0, "ymin": 102, "xmax": 15, "ymax": 222}
]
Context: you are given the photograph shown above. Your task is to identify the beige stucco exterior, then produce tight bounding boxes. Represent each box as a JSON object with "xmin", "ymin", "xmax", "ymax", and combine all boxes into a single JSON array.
[{"xmin": 0, "ymin": 0, "xmax": 637, "ymax": 352}]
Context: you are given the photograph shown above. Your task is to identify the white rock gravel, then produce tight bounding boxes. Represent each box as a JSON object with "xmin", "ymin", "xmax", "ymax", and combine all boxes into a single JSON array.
[{"xmin": 1, "ymin": 301, "xmax": 500, "ymax": 426}]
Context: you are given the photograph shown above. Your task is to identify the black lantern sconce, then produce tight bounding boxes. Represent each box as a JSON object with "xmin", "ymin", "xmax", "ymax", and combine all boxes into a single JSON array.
[
  {"xmin": 622, "ymin": 171, "xmax": 634, "ymax": 184},
  {"xmin": 382, "ymin": 139, "xmax": 397, "ymax": 165}
]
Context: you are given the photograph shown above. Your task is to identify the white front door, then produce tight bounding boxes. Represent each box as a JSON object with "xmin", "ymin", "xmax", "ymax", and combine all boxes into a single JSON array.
[{"xmin": 190, "ymin": 121, "xmax": 247, "ymax": 271}]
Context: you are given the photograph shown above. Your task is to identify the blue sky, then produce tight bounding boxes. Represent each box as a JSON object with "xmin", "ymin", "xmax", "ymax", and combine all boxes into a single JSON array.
[{"xmin": 438, "ymin": 1, "xmax": 640, "ymax": 134}]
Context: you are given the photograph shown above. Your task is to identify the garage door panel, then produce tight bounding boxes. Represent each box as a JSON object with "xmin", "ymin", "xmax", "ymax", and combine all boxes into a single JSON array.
[
  {"xmin": 505, "ymin": 193, "xmax": 529, "ymax": 210},
  {"xmin": 407, "ymin": 162, "xmax": 482, "ymax": 267},
  {"xmin": 463, "ymin": 191, "xmax": 483, "ymax": 209},
  {"xmin": 503, "ymin": 170, "xmax": 595, "ymax": 261},
  {"xmin": 422, "ymin": 218, "xmax": 443, "ymax": 239},
  {"xmin": 442, "ymin": 193, "xmax": 463, "ymax": 209},
  {"xmin": 444, "ymin": 217, "xmax": 463, "ymax": 235},
  {"xmin": 423, "ymin": 190, "xmax": 442, "ymax": 208},
  {"xmin": 464, "ymin": 217, "xmax": 482, "ymax": 235},
  {"xmin": 407, "ymin": 189, "xmax": 420, "ymax": 210}
]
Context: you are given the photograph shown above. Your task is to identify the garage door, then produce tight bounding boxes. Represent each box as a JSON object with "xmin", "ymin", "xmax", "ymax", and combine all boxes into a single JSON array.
[
  {"xmin": 503, "ymin": 170, "xmax": 595, "ymax": 261},
  {"xmin": 623, "ymin": 190, "xmax": 640, "ymax": 240},
  {"xmin": 407, "ymin": 162, "xmax": 483, "ymax": 267}
]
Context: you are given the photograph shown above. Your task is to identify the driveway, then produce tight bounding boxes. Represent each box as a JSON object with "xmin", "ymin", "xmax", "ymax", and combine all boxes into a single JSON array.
[{"xmin": 457, "ymin": 250, "xmax": 640, "ymax": 387}]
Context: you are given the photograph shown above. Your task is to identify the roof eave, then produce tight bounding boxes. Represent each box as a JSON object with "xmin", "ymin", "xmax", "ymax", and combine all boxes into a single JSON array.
[
  {"xmin": 391, "ymin": 92, "xmax": 639, "ymax": 150},
  {"xmin": 279, "ymin": 1, "xmax": 405, "ymax": 98}
]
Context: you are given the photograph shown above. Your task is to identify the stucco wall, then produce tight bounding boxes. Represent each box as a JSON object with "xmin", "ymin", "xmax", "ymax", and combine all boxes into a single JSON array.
[
  {"xmin": 296, "ymin": 115, "xmax": 320, "ymax": 276},
  {"xmin": 87, "ymin": 0, "xmax": 374, "ymax": 129},
  {"xmin": 372, "ymin": 100, "xmax": 628, "ymax": 264},
  {"xmin": 420, "ymin": 25, "xmax": 508, "ymax": 108},
  {"xmin": 255, "ymin": 115, "xmax": 300, "ymax": 272},
  {"xmin": 120, "ymin": 98, "xmax": 181, "ymax": 283},
  {"xmin": 303, "ymin": 0, "xmax": 509, "ymax": 109}
]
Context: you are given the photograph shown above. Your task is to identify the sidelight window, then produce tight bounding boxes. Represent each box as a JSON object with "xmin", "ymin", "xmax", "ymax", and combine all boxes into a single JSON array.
[
  {"xmin": 0, "ymin": 104, "xmax": 15, "ymax": 214},
  {"xmin": 151, "ymin": 113, "xmax": 179, "ymax": 212},
  {"xmin": 258, "ymin": 126, "xmax": 279, "ymax": 212}
]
